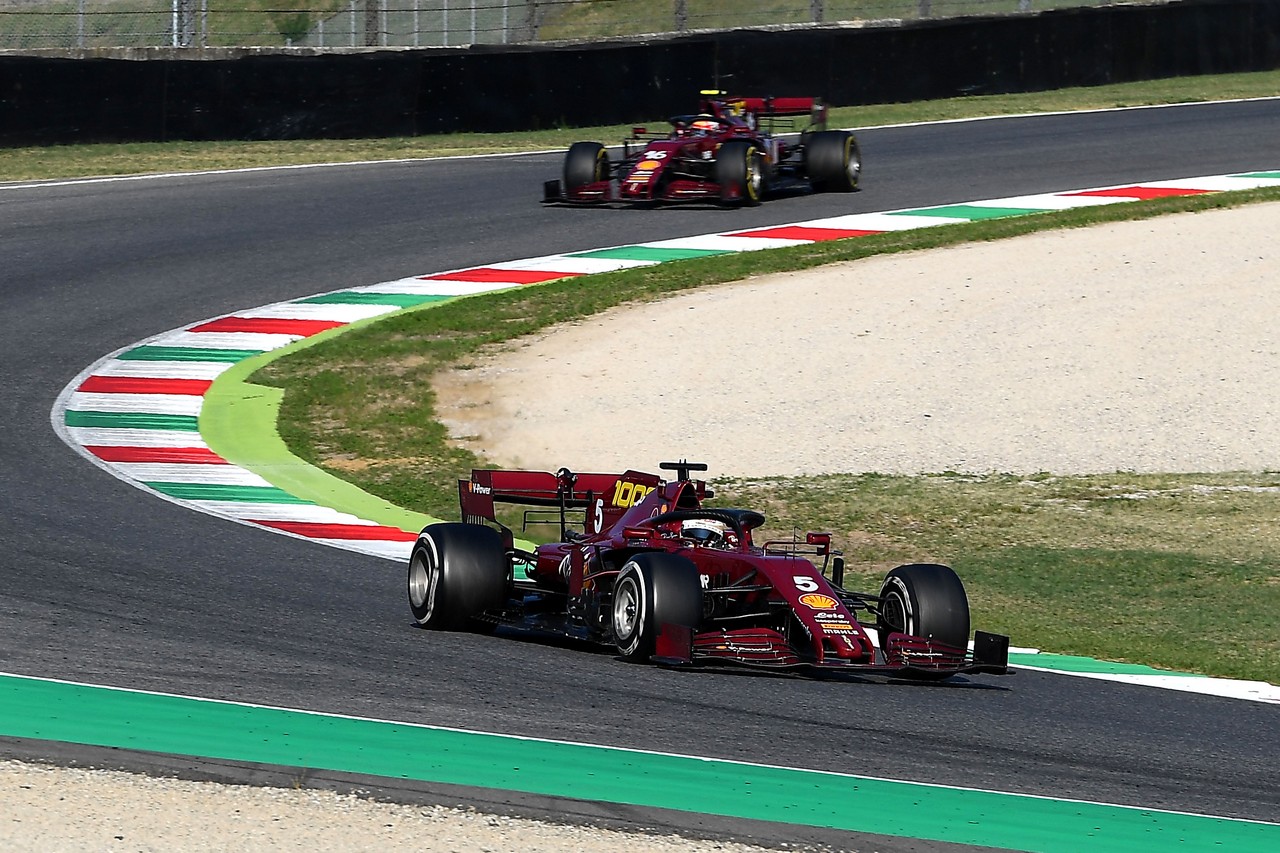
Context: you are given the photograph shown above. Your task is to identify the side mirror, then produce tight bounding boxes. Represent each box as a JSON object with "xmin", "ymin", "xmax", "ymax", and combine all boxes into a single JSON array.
[{"xmin": 805, "ymin": 531, "xmax": 832, "ymax": 554}]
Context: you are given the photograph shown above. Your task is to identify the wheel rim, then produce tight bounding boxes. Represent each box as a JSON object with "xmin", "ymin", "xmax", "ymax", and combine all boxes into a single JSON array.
[
  {"xmin": 844, "ymin": 139, "xmax": 860, "ymax": 185},
  {"xmin": 408, "ymin": 549, "xmax": 436, "ymax": 612},
  {"xmin": 881, "ymin": 589, "xmax": 909, "ymax": 635},
  {"xmin": 613, "ymin": 575, "xmax": 641, "ymax": 641},
  {"xmin": 746, "ymin": 154, "xmax": 763, "ymax": 200}
]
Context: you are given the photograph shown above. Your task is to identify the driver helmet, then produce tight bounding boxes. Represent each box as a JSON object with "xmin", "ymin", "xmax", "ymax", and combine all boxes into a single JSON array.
[
  {"xmin": 690, "ymin": 117, "xmax": 720, "ymax": 135},
  {"xmin": 682, "ymin": 518, "xmax": 729, "ymax": 548}
]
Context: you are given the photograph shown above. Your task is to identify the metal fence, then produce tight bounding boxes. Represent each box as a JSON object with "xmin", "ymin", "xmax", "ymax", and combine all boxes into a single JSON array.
[{"xmin": 0, "ymin": 0, "xmax": 1128, "ymax": 50}]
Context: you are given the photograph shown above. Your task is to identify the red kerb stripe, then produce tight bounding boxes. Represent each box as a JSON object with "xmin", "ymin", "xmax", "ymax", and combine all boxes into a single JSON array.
[
  {"xmin": 420, "ymin": 268, "xmax": 581, "ymax": 285},
  {"xmin": 190, "ymin": 317, "xmax": 347, "ymax": 336},
  {"xmin": 77, "ymin": 376, "xmax": 213, "ymax": 395},
  {"xmin": 86, "ymin": 446, "xmax": 226, "ymax": 464},
  {"xmin": 1066, "ymin": 186, "xmax": 1214, "ymax": 200},
  {"xmin": 729, "ymin": 226, "xmax": 882, "ymax": 241},
  {"xmin": 252, "ymin": 521, "xmax": 419, "ymax": 541}
]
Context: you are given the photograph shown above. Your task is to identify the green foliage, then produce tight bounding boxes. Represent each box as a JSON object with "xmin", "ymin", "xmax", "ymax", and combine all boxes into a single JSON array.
[{"xmin": 536, "ymin": 0, "xmax": 1115, "ymax": 40}]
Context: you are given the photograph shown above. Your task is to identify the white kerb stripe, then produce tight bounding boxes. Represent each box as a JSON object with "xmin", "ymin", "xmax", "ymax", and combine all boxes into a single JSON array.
[
  {"xmin": 65, "ymin": 393, "xmax": 204, "ymax": 417},
  {"xmin": 91, "ymin": 361, "xmax": 235, "ymax": 381}
]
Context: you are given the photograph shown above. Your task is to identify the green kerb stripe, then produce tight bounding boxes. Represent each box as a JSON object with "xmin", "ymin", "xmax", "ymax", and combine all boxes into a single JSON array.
[
  {"xmin": 118, "ymin": 346, "xmax": 265, "ymax": 363},
  {"xmin": 1238, "ymin": 171, "xmax": 1280, "ymax": 179},
  {"xmin": 1009, "ymin": 652, "xmax": 1206, "ymax": 677},
  {"xmin": 569, "ymin": 246, "xmax": 732, "ymax": 261},
  {"xmin": 0, "ymin": 676, "xmax": 1273, "ymax": 853},
  {"xmin": 64, "ymin": 411, "xmax": 199, "ymax": 431},
  {"xmin": 144, "ymin": 483, "xmax": 314, "ymax": 503},
  {"xmin": 893, "ymin": 205, "xmax": 1049, "ymax": 220},
  {"xmin": 295, "ymin": 292, "xmax": 454, "ymax": 307}
]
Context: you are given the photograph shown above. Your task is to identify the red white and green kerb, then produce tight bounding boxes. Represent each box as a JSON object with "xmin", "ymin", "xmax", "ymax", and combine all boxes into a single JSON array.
[{"xmin": 53, "ymin": 171, "xmax": 1280, "ymax": 702}]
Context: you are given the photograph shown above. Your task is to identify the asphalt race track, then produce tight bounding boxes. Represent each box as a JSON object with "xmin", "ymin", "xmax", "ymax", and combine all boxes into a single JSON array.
[{"xmin": 3, "ymin": 100, "xmax": 1279, "ymax": 849}]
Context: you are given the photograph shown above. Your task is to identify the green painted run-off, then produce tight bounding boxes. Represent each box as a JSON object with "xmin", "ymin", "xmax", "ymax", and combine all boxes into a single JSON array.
[{"xmin": 0, "ymin": 675, "xmax": 1273, "ymax": 853}]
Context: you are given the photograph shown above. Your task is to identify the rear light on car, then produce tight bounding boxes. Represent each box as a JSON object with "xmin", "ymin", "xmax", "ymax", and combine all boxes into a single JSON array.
[{"xmin": 623, "ymin": 526, "xmax": 658, "ymax": 542}]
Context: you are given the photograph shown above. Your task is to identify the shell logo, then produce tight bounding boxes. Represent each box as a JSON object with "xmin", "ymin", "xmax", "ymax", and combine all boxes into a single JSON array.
[
  {"xmin": 799, "ymin": 593, "xmax": 839, "ymax": 610},
  {"xmin": 636, "ymin": 159, "xmax": 662, "ymax": 170}
]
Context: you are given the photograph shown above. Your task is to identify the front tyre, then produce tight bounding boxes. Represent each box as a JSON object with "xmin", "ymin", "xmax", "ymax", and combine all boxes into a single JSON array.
[
  {"xmin": 408, "ymin": 523, "xmax": 507, "ymax": 632},
  {"xmin": 715, "ymin": 139, "xmax": 765, "ymax": 207},
  {"xmin": 564, "ymin": 141, "xmax": 608, "ymax": 192},
  {"xmin": 806, "ymin": 130, "xmax": 861, "ymax": 192},
  {"xmin": 611, "ymin": 553, "xmax": 703, "ymax": 661},
  {"xmin": 876, "ymin": 563, "xmax": 970, "ymax": 651}
]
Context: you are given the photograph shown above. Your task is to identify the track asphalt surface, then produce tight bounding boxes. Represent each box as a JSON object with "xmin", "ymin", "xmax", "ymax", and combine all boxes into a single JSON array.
[{"xmin": 2, "ymin": 101, "xmax": 1279, "ymax": 850}]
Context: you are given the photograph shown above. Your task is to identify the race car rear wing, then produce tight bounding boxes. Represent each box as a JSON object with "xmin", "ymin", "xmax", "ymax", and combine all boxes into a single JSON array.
[
  {"xmin": 460, "ymin": 468, "xmax": 622, "ymax": 513},
  {"xmin": 701, "ymin": 91, "xmax": 829, "ymax": 131},
  {"xmin": 459, "ymin": 468, "xmax": 661, "ymax": 540}
]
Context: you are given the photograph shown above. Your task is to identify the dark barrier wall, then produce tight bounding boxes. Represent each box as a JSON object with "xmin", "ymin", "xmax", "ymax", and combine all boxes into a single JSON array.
[{"xmin": 2, "ymin": 0, "xmax": 1278, "ymax": 146}]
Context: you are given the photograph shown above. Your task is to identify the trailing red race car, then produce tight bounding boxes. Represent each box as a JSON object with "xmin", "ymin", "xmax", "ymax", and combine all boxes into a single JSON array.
[
  {"xmin": 542, "ymin": 90, "xmax": 861, "ymax": 207},
  {"xmin": 407, "ymin": 461, "xmax": 1010, "ymax": 680}
]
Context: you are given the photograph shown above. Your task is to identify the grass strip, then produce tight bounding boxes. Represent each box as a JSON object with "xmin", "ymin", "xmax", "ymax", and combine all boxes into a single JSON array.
[{"xmin": 3, "ymin": 70, "xmax": 1278, "ymax": 183}]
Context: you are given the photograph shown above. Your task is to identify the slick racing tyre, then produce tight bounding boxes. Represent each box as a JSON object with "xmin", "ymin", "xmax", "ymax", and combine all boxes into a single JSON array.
[
  {"xmin": 564, "ymin": 141, "xmax": 608, "ymax": 192},
  {"xmin": 612, "ymin": 553, "xmax": 703, "ymax": 661},
  {"xmin": 805, "ymin": 130, "xmax": 861, "ymax": 192},
  {"xmin": 876, "ymin": 563, "xmax": 971, "ymax": 675},
  {"xmin": 408, "ymin": 523, "xmax": 507, "ymax": 632},
  {"xmin": 715, "ymin": 139, "xmax": 765, "ymax": 206}
]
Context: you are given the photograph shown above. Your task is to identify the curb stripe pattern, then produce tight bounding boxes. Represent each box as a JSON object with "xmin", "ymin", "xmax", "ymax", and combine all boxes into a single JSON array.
[{"xmin": 52, "ymin": 170, "xmax": 1280, "ymax": 703}]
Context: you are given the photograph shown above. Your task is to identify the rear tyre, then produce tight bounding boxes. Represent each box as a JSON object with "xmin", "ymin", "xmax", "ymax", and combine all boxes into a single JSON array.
[
  {"xmin": 564, "ymin": 141, "xmax": 608, "ymax": 192},
  {"xmin": 806, "ymin": 130, "xmax": 861, "ymax": 192},
  {"xmin": 876, "ymin": 564, "xmax": 970, "ymax": 678},
  {"xmin": 408, "ymin": 523, "xmax": 507, "ymax": 632},
  {"xmin": 715, "ymin": 139, "xmax": 765, "ymax": 207},
  {"xmin": 611, "ymin": 553, "xmax": 703, "ymax": 661}
]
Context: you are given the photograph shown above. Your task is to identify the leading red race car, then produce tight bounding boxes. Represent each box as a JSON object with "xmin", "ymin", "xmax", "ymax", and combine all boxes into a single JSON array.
[
  {"xmin": 407, "ymin": 461, "xmax": 1009, "ymax": 680},
  {"xmin": 542, "ymin": 90, "xmax": 861, "ymax": 207}
]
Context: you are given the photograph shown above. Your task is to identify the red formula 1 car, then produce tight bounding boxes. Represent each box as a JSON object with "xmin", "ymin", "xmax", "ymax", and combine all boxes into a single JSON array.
[
  {"xmin": 407, "ymin": 461, "xmax": 1009, "ymax": 680},
  {"xmin": 542, "ymin": 90, "xmax": 861, "ymax": 207}
]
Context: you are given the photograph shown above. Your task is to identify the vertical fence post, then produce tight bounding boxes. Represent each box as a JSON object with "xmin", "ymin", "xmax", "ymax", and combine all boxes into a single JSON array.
[
  {"xmin": 917, "ymin": 0, "xmax": 931, "ymax": 18},
  {"xmin": 523, "ymin": 0, "xmax": 539, "ymax": 42},
  {"xmin": 675, "ymin": 0, "xmax": 687, "ymax": 33},
  {"xmin": 365, "ymin": 0, "xmax": 378, "ymax": 45},
  {"xmin": 811, "ymin": 0, "xmax": 824, "ymax": 23}
]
